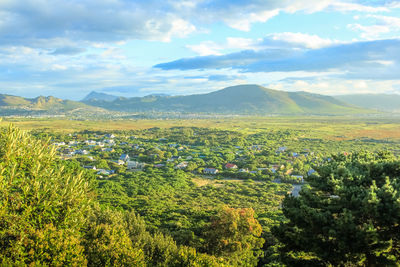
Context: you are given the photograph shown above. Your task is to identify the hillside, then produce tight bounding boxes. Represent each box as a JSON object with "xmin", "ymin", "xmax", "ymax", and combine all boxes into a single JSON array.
[
  {"xmin": 82, "ymin": 91, "xmax": 119, "ymax": 102},
  {"xmin": 0, "ymin": 94, "xmax": 108, "ymax": 116},
  {"xmin": 335, "ymin": 94, "xmax": 400, "ymax": 113},
  {"xmin": 84, "ymin": 84, "xmax": 368, "ymax": 115}
]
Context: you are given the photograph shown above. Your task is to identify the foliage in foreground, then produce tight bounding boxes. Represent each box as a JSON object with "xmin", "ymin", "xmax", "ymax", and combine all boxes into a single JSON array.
[
  {"xmin": 0, "ymin": 125, "xmax": 91, "ymax": 265},
  {"xmin": 274, "ymin": 152, "xmax": 400, "ymax": 266},
  {"xmin": 0, "ymin": 126, "xmax": 262, "ymax": 266}
]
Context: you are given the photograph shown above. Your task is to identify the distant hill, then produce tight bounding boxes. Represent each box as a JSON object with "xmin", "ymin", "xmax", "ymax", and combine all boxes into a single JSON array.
[
  {"xmin": 83, "ymin": 84, "xmax": 368, "ymax": 115},
  {"xmin": 335, "ymin": 94, "xmax": 400, "ymax": 112},
  {"xmin": 82, "ymin": 91, "xmax": 119, "ymax": 102},
  {"xmin": 0, "ymin": 94, "xmax": 107, "ymax": 116}
]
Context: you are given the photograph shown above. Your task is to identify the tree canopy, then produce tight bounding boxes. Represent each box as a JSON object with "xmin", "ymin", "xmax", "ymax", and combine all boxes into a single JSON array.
[{"xmin": 274, "ymin": 152, "xmax": 400, "ymax": 266}]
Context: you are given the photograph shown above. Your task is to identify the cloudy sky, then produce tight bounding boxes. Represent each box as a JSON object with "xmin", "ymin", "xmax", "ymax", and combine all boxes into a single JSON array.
[{"xmin": 1, "ymin": 0, "xmax": 400, "ymax": 99}]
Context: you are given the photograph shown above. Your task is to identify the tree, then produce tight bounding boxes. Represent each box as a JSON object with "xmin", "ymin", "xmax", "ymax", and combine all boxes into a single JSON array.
[
  {"xmin": 205, "ymin": 206, "xmax": 264, "ymax": 266},
  {"xmin": 273, "ymin": 152, "xmax": 400, "ymax": 266},
  {"xmin": 0, "ymin": 125, "xmax": 91, "ymax": 265},
  {"xmin": 82, "ymin": 207, "xmax": 145, "ymax": 266}
]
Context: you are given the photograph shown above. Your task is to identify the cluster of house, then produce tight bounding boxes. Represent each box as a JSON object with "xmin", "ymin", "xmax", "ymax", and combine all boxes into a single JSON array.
[
  {"xmin": 54, "ymin": 134, "xmax": 119, "ymax": 158},
  {"xmin": 53, "ymin": 133, "xmax": 317, "ymax": 181}
]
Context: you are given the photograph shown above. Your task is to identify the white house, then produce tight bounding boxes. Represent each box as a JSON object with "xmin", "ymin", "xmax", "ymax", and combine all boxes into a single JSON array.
[
  {"xmin": 203, "ymin": 168, "xmax": 219, "ymax": 175},
  {"xmin": 127, "ymin": 161, "xmax": 146, "ymax": 170}
]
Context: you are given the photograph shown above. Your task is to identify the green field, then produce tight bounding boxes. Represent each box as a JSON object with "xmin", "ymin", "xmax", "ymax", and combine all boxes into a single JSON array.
[{"xmin": 3, "ymin": 116, "xmax": 400, "ymax": 140}]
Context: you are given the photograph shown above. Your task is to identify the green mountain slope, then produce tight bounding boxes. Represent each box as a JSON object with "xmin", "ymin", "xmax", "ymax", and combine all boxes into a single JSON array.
[
  {"xmin": 335, "ymin": 94, "xmax": 400, "ymax": 113},
  {"xmin": 0, "ymin": 94, "xmax": 108, "ymax": 116},
  {"xmin": 84, "ymin": 84, "xmax": 368, "ymax": 115}
]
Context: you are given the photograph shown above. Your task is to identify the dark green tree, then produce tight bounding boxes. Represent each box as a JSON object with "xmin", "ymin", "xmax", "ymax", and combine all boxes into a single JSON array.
[{"xmin": 273, "ymin": 152, "xmax": 400, "ymax": 266}]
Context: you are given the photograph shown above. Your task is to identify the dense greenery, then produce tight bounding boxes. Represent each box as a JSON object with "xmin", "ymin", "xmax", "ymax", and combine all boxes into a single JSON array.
[
  {"xmin": 0, "ymin": 126, "xmax": 267, "ymax": 266},
  {"xmin": 274, "ymin": 152, "xmax": 400, "ymax": 266},
  {"xmin": 0, "ymin": 125, "xmax": 91, "ymax": 265},
  {"xmin": 1, "ymin": 122, "xmax": 400, "ymax": 266}
]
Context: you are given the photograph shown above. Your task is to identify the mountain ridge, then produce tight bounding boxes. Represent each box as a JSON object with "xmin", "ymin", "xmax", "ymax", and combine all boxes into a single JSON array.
[
  {"xmin": 0, "ymin": 93, "xmax": 108, "ymax": 116},
  {"xmin": 83, "ymin": 84, "xmax": 369, "ymax": 115},
  {"xmin": 82, "ymin": 91, "xmax": 119, "ymax": 102},
  {"xmin": 1, "ymin": 85, "xmax": 384, "ymax": 116}
]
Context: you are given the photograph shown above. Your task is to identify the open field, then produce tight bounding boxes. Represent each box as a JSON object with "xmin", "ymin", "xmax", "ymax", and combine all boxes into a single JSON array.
[{"xmin": 2, "ymin": 116, "xmax": 400, "ymax": 141}]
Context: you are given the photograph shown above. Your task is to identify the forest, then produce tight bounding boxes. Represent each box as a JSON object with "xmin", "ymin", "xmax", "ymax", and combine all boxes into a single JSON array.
[{"xmin": 1, "ymin": 117, "xmax": 400, "ymax": 266}]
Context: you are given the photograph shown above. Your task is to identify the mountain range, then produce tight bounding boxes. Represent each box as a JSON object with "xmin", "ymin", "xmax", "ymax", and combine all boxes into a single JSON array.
[
  {"xmin": 82, "ymin": 85, "xmax": 367, "ymax": 115},
  {"xmin": 0, "ymin": 94, "xmax": 107, "ymax": 116},
  {"xmin": 1, "ymin": 84, "xmax": 398, "ymax": 116}
]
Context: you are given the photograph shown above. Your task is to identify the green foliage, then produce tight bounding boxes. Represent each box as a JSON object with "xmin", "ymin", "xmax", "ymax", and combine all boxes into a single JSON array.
[
  {"xmin": 273, "ymin": 152, "xmax": 400, "ymax": 266},
  {"xmin": 0, "ymin": 125, "xmax": 91, "ymax": 265},
  {"xmin": 0, "ymin": 125, "xmax": 224, "ymax": 266},
  {"xmin": 82, "ymin": 206, "xmax": 145, "ymax": 266},
  {"xmin": 205, "ymin": 207, "xmax": 264, "ymax": 266}
]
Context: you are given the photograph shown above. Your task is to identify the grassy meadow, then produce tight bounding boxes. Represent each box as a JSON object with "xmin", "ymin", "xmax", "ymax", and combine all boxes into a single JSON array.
[{"xmin": 2, "ymin": 116, "xmax": 400, "ymax": 142}]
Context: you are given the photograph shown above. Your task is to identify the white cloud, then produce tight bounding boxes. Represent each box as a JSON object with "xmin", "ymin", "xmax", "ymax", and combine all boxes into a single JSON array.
[
  {"xmin": 186, "ymin": 41, "xmax": 222, "ymax": 56},
  {"xmin": 187, "ymin": 32, "xmax": 337, "ymax": 56},
  {"xmin": 371, "ymin": 15, "xmax": 400, "ymax": 28},
  {"xmin": 348, "ymin": 23, "xmax": 391, "ymax": 38},
  {"xmin": 226, "ymin": 37, "xmax": 260, "ymax": 50},
  {"xmin": 268, "ymin": 79, "xmax": 400, "ymax": 95},
  {"xmin": 330, "ymin": 2, "xmax": 389, "ymax": 13},
  {"xmin": 186, "ymin": 37, "xmax": 259, "ymax": 56},
  {"xmin": 270, "ymin": 32, "xmax": 338, "ymax": 49},
  {"xmin": 348, "ymin": 15, "xmax": 400, "ymax": 39},
  {"xmin": 223, "ymin": 9, "xmax": 280, "ymax": 31}
]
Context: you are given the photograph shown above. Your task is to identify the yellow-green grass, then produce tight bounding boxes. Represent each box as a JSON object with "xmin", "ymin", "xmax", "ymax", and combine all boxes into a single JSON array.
[{"xmin": 1, "ymin": 116, "xmax": 400, "ymax": 141}]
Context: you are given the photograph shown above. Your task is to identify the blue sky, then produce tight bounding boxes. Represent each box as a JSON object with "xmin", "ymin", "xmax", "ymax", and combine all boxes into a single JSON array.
[{"xmin": 0, "ymin": 0, "xmax": 399, "ymax": 99}]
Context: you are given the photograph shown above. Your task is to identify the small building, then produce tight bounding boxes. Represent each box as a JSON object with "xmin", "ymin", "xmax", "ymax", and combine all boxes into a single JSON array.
[
  {"xmin": 97, "ymin": 169, "xmax": 114, "ymax": 176},
  {"xmin": 175, "ymin": 161, "xmax": 188, "ymax": 169},
  {"xmin": 119, "ymin": 154, "xmax": 130, "ymax": 162},
  {"xmin": 239, "ymin": 168, "xmax": 249, "ymax": 173},
  {"xmin": 204, "ymin": 168, "xmax": 219, "ymax": 175},
  {"xmin": 225, "ymin": 163, "xmax": 238, "ymax": 169},
  {"xmin": 127, "ymin": 161, "xmax": 146, "ymax": 170}
]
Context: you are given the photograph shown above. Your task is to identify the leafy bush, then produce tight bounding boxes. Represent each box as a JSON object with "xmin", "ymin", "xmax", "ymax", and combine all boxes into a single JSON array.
[{"xmin": 0, "ymin": 125, "xmax": 91, "ymax": 265}]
